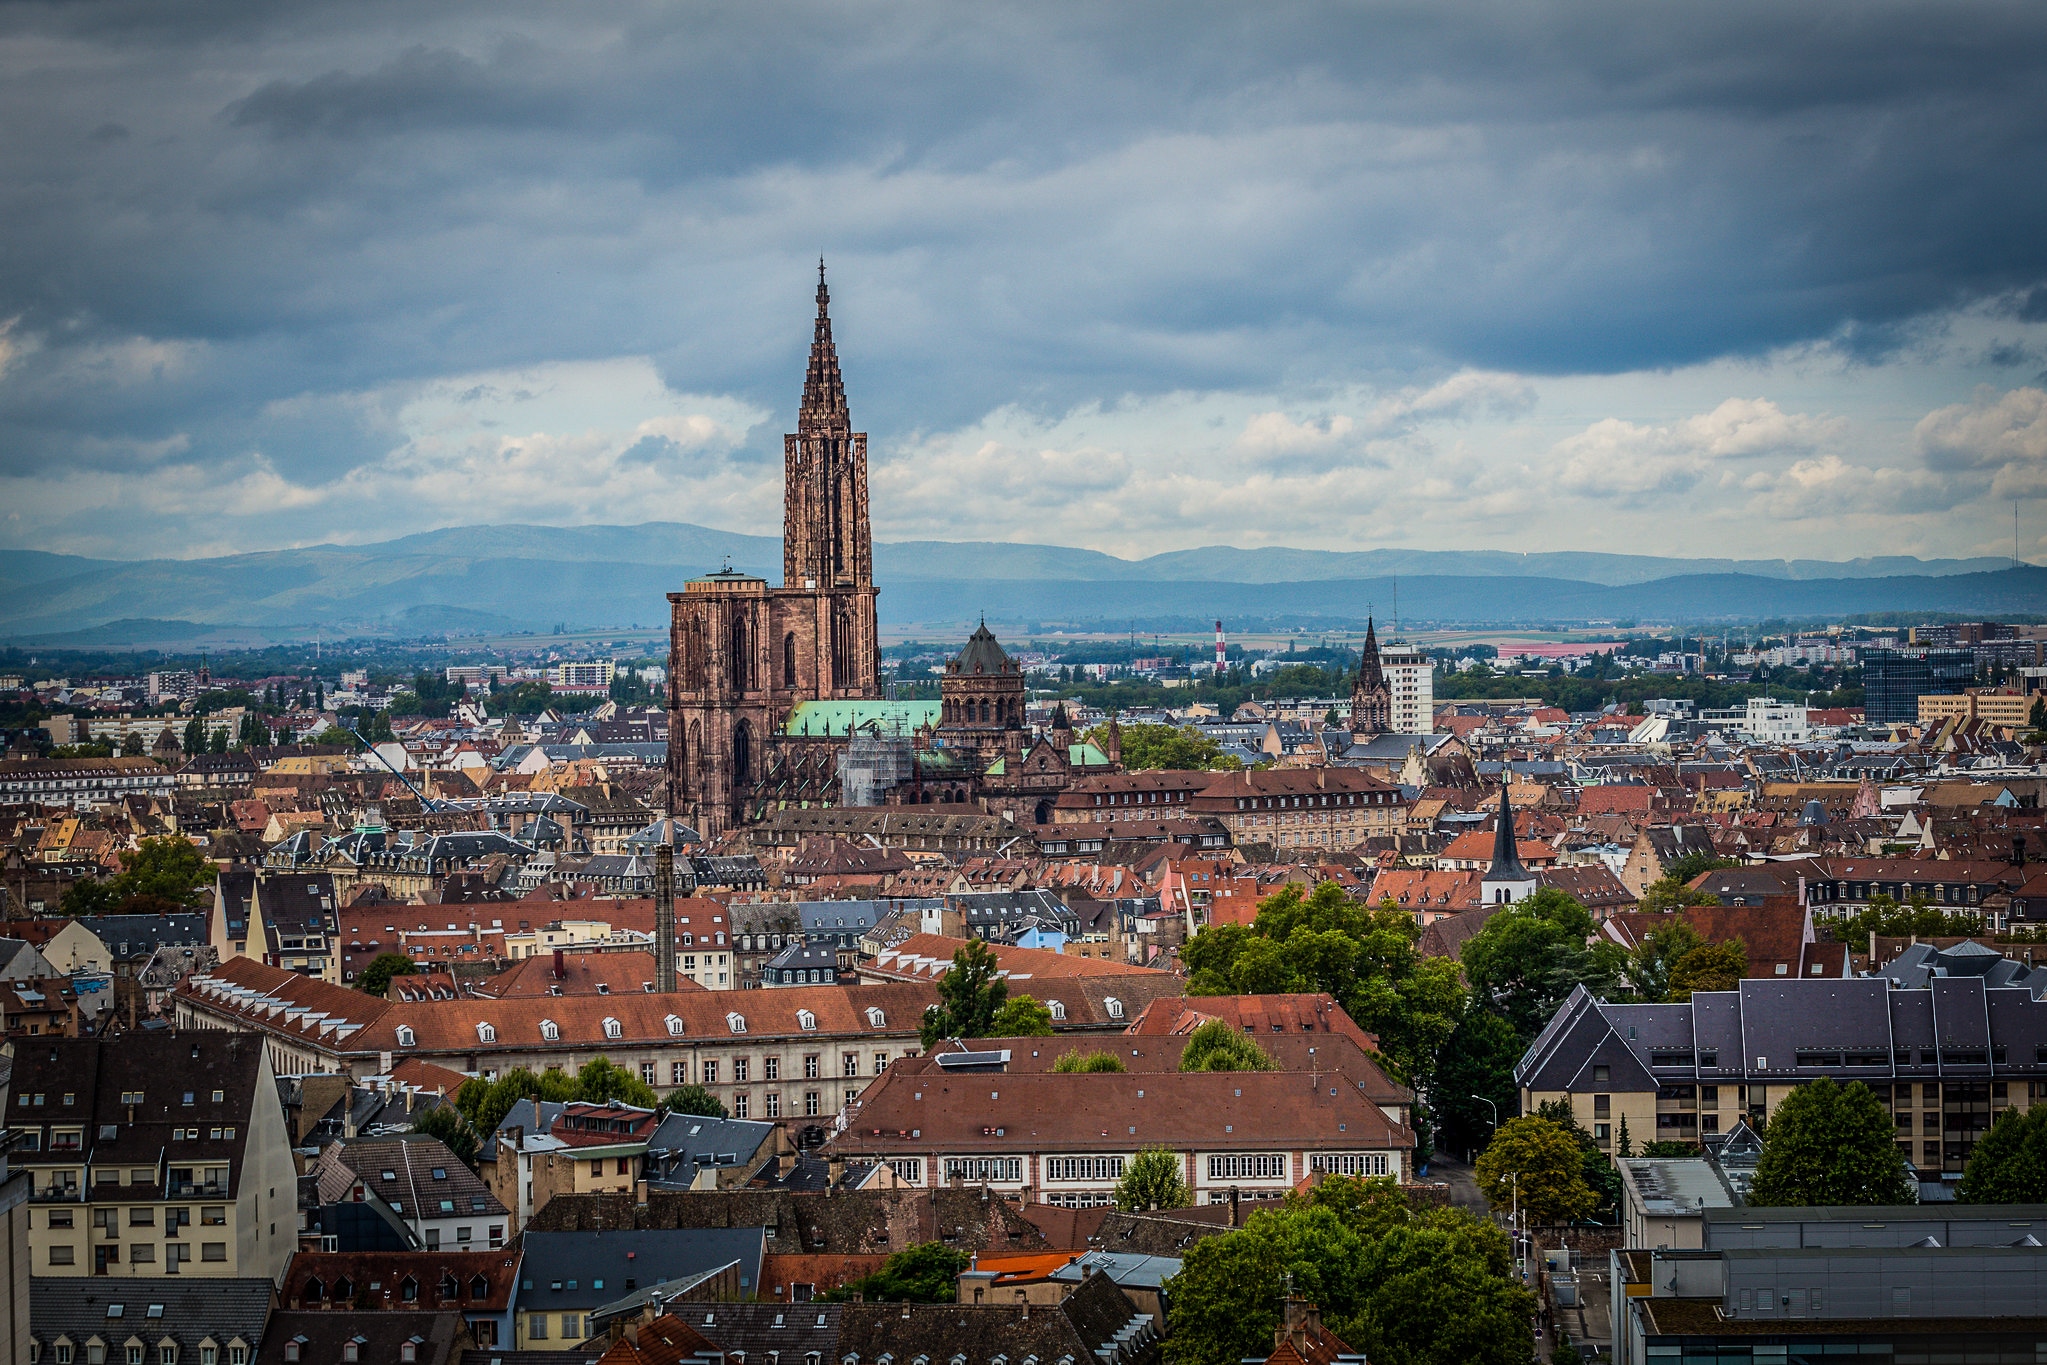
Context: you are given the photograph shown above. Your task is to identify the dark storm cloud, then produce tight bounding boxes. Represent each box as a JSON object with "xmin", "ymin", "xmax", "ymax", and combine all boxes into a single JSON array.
[{"xmin": 2, "ymin": 0, "xmax": 2046, "ymax": 538}]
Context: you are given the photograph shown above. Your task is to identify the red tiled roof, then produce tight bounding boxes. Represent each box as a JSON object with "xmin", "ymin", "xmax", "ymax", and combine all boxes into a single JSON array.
[
  {"xmin": 865, "ymin": 933, "xmax": 1169, "ymax": 982},
  {"xmin": 283, "ymin": 1248, "xmax": 520, "ymax": 1312},
  {"xmin": 475, "ymin": 951, "xmax": 706, "ymax": 998}
]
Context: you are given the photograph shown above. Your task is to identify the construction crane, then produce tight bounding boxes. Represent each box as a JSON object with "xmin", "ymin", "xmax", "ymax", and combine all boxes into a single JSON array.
[{"xmin": 338, "ymin": 720, "xmax": 443, "ymax": 812}]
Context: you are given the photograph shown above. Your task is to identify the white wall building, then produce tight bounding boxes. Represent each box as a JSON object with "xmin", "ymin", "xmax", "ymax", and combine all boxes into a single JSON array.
[
  {"xmin": 1380, "ymin": 644, "xmax": 1435, "ymax": 735},
  {"xmin": 1742, "ymin": 697, "xmax": 1811, "ymax": 744}
]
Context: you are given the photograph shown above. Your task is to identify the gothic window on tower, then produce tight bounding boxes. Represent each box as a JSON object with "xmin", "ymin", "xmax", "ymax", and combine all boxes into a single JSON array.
[
  {"xmin": 733, "ymin": 719, "xmax": 753, "ymax": 784},
  {"xmin": 784, "ymin": 633, "xmax": 797, "ymax": 688},
  {"xmin": 728, "ymin": 615, "xmax": 750, "ymax": 691}
]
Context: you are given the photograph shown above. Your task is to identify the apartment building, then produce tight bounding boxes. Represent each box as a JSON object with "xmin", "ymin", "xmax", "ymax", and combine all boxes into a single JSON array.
[
  {"xmin": 310, "ymin": 1137, "xmax": 509, "ymax": 1250},
  {"xmin": 1518, "ymin": 971, "xmax": 2047, "ymax": 1175},
  {"xmin": 211, "ymin": 869, "xmax": 341, "ymax": 982},
  {"xmin": 173, "ymin": 958, "xmax": 937, "ymax": 1125},
  {"xmin": 828, "ymin": 1063, "xmax": 1414, "ymax": 1207},
  {"xmin": 7, "ymin": 1033, "xmax": 298, "ymax": 1281},
  {"xmin": 1187, "ymin": 767, "xmax": 1405, "ymax": 852},
  {"xmin": 1377, "ymin": 642, "xmax": 1435, "ymax": 736}
]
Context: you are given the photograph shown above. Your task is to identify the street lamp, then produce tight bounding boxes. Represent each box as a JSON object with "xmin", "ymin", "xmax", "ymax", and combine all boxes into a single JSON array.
[{"xmin": 1471, "ymin": 1094, "xmax": 1499, "ymax": 1131}]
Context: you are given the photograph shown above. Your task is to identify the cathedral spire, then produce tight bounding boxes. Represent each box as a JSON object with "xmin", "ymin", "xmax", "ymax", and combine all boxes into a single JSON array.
[
  {"xmin": 799, "ymin": 257, "xmax": 850, "ymax": 436},
  {"xmin": 1488, "ymin": 769, "xmax": 1527, "ymax": 880}
]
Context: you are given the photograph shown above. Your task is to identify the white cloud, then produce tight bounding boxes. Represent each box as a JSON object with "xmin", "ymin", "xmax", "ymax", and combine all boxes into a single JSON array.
[
  {"xmin": 1552, "ymin": 397, "xmax": 1847, "ymax": 500},
  {"xmin": 1916, "ymin": 386, "xmax": 2047, "ymax": 499}
]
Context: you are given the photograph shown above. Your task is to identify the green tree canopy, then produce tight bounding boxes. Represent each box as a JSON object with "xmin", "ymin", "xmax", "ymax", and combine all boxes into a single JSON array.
[
  {"xmin": 1668, "ymin": 938, "xmax": 1747, "ymax": 996},
  {"xmin": 1178, "ymin": 1017, "xmax": 1276, "ymax": 1072},
  {"xmin": 1051, "ymin": 1049, "xmax": 1126, "ymax": 1073},
  {"xmin": 1747, "ymin": 1077, "xmax": 1915, "ymax": 1206},
  {"xmin": 1430, "ymin": 1010, "xmax": 1521, "ymax": 1155},
  {"xmin": 1181, "ymin": 883, "xmax": 1467, "ymax": 1108},
  {"xmin": 1959, "ymin": 1106, "xmax": 2047, "ymax": 1203},
  {"xmin": 60, "ymin": 835, "xmax": 219, "ymax": 915},
  {"xmin": 663, "ymin": 1084, "xmax": 728, "ymax": 1119},
  {"xmin": 182, "ymin": 717, "xmax": 206, "ymax": 753},
  {"xmin": 1638, "ymin": 877, "xmax": 1720, "ymax": 916},
  {"xmin": 1164, "ymin": 1183, "xmax": 1533, "ymax": 1365},
  {"xmin": 410, "ymin": 1104, "xmax": 478, "ymax": 1170},
  {"xmin": 456, "ymin": 1066, "xmax": 595, "ymax": 1135},
  {"xmin": 357, "ymin": 953, "xmax": 419, "ymax": 996},
  {"xmin": 987, "ymin": 994, "xmax": 1055, "ymax": 1036},
  {"xmin": 822, "ymin": 1242, "xmax": 969, "ymax": 1303},
  {"xmin": 919, "ymin": 938, "xmax": 1008, "ymax": 1046},
  {"xmin": 1472, "ymin": 1115, "xmax": 1598, "ymax": 1226},
  {"xmin": 1459, "ymin": 888, "xmax": 1626, "ymax": 1043},
  {"xmin": 1623, "ymin": 919, "xmax": 1703, "ymax": 1002},
  {"xmin": 1085, "ymin": 722, "xmax": 1225, "ymax": 771},
  {"xmin": 575, "ymin": 1058, "xmax": 659, "ymax": 1109},
  {"xmin": 1828, "ymin": 891, "xmax": 1984, "ymax": 943},
  {"xmin": 1114, "ymin": 1145, "xmax": 1192, "ymax": 1211},
  {"xmin": 1664, "ymin": 851, "xmax": 1741, "ymax": 886}
]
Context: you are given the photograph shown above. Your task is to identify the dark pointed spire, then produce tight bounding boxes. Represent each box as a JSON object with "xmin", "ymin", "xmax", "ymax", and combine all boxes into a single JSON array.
[
  {"xmin": 1357, "ymin": 615, "xmax": 1384, "ymax": 688},
  {"xmin": 799, "ymin": 257, "xmax": 850, "ymax": 436},
  {"xmin": 1488, "ymin": 768, "xmax": 1527, "ymax": 880}
]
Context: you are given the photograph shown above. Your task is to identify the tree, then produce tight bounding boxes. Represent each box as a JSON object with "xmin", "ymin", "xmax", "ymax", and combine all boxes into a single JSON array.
[
  {"xmin": 1667, "ymin": 939, "xmax": 1747, "ymax": 996},
  {"xmin": 1623, "ymin": 919, "xmax": 1703, "ymax": 1002},
  {"xmin": 1535, "ymin": 1099, "xmax": 1622, "ymax": 1216},
  {"xmin": 1349, "ymin": 1218, "xmax": 1534, "ymax": 1365},
  {"xmin": 1182, "ymin": 882, "xmax": 1467, "ymax": 1109},
  {"xmin": 1085, "ymin": 722, "xmax": 1224, "ymax": 771},
  {"xmin": 1637, "ymin": 876, "xmax": 1719, "ymax": 916},
  {"xmin": 61, "ymin": 835, "xmax": 219, "ymax": 915},
  {"xmin": 121, "ymin": 732, "xmax": 145, "ymax": 757},
  {"xmin": 1430, "ymin": 1010, "xmax": 1520, "ymax": 1155},
  {"xmin": 919, "ymin": 938, "xmax": 1008, "ymax": 1045},
  {"xmin": 182, "ymin": 716, "xmax": 206, "ymax": 754},
  {"xmin": 1165, "ymin": 1205, "xmax": 1366, "ymax": 1365},
  {"xmin": 1460, "ymin": 888, "xmax": 1626, "ymax": 1043},
  {"xmin": 824, "ymin": 1242, "xmax": 970, "ymax": 1303},
  {"xmin": 456, "ymin": 1066, "xmax": 591, "ymax": 1135},
  {"xmin": 410, "ymin": 1105, "xmax": 479, "ymax": 1170},
  {"xmin": 664, "ymin": 1084, "xmax": 728, "ymax": 1119},
  {"xmin": 576, "ymin": 1058, "xmax": 659, "ymax": 1109},
  {"xmin": 1617, "ymin": 1115, "xmax": 1633, "ymax": 1158},
  {"xmin": 1114, "ymin": 1145, "xmax": 1192, "ymax": 1211},
  {"xmin": 1473, "ymin": 1116, "xmax": 1598, "ymax": 1226},
  {"xmin": 357, "ymin": 953, "xmax": 419, "ymax": 996},
  {"xmin": 1958, "ymin": 1106, "xmax": 2047, "ymax": 1203},
  {"xmin": 987, "ymin": 994, "xmax": 1055, "ymax": 1036},
  {"xmin": 1640, "ymin": 1140, "xmax": 1701, "ymax": 1158},
  {"xmin": 1665, "ymin": 851, "xmax": 1740, "ymax": 887},
  {"xmin": 208, "ymin": 727, "xmax": 228, "ymax": 754},
  {"xmin": 1747, "ymin": 1077, "xmax": 1914, "ymax": 1206},
  {"xmin": 1051, "ymin": 1049, "xmax": 1126, "ymax": 1073},
  {"xmin": 1829, "ymin": 891, "xmax": 1984, "ymax": 943},
  {"xmin": 1178, "ymin": 1017, "xmax": 1277, "ymax": 1072}
]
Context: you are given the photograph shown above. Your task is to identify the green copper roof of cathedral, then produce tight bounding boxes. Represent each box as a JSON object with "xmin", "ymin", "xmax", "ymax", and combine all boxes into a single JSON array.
[{"xmin": 782, "ymin": 700, "xmax": 942, "ymax": 737}]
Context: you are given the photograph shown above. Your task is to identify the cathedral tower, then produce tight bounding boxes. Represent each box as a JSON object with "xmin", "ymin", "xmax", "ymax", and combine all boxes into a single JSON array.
[
  {"xmin": 668, "ymin": 265, "xmax": 883, "ymax": 837},
  {"xmin": 1350, "ymin": 617, "xmax": 1392, "ymax": 736}
]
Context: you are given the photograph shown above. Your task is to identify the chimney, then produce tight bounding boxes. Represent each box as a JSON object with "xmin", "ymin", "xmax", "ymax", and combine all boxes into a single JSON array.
[
  {"xmin": 1229, "ymin": 1185, "xmax": 1241, "ymax": 1228},
  {"xmin": 829, "ymin": 1153, "xmax": 846, "ymax": 1190},
  {"xmin": 2016, "ymin": 835, "xmax": 2028, "ymax": 868},
  {"xmin": 655, "ymin": 842, "xmax": 678, "ymax": 993}
]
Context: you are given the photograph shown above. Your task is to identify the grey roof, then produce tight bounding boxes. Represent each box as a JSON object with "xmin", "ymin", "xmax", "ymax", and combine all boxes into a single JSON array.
[
  {"xmin": 1047, "ymin": 1249, "xmax": 1183, "ymax": 1289},
  {"xmin": 588, "ymin": 1262, "xmax": 739, "ymax": 1329},
  {"xmin": 644, "ymin": 1112, "xmax": 775, "ymax": 1183},
  {"xmin": 31, "ymin": 1276, "xmax": 275, "ymax": 1355},
  {"xmin": 797, "ymin": 900, "xmax": 888, "ymax": 935},
  {"xmin": 953, "ymin": 623, "xmax": 1017, "ymax": 676},
  {"xmin": 676, "ymin": 1304, "xmax": 841, "ymax": 1359},
  {"xmin": 518, "ymin": 1228, "xmax": 767, "ymax": 1308},
  {"xmin": 76, "ymin": 912, "xmax": 211, "ymax": 962},
  {"xmin": 764, "ymin": 943, "xmax": 841, "ymax": 974},
  {"xmin": 1878, "ymin": 940, "xmax": 2038, "ymax": 991}
]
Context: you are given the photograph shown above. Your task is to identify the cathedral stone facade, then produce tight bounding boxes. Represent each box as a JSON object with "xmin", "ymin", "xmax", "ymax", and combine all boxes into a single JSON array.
[{"xmin": 668, "ymin": 266, "xmax": 882, "ymax": 837}]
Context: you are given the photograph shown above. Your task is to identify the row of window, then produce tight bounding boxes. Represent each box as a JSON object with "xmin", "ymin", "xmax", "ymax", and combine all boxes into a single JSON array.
[
  {"xmin": 1206, "ymin": 1153, "xmax": 1289, "ymax": 1180},
  {"xmin": 32, "ymin": 1342, "xmax": 246, "ymax": 1365},
  {"xmin": 47, "ymin": 1243, "xmax": 226, "ymax": 1265},
  {"xmin": 1043, "ymin": 1156, "xmax": 1125, "ymax": 1182},
  {"xmin": 1231, "ymin": 791, "xmax": 1387, "ymax": 810}
]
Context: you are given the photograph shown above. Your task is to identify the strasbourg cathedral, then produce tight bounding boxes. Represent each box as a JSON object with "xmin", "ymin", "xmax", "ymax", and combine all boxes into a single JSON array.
[{"xmin": 667, "ymin": 268, "xmax": 1117, "ymax": 838}]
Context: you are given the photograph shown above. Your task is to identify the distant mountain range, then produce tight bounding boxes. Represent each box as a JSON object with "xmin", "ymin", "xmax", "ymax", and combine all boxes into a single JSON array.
[{"xmin": 0, "ymin": 522, "xmax": 2038, "ymax": 644}]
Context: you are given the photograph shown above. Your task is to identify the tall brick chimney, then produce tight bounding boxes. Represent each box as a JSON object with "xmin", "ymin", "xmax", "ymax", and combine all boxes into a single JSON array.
[{"xmin": 655, "ymin": 841, "xmax": 677, "ymax": 993}]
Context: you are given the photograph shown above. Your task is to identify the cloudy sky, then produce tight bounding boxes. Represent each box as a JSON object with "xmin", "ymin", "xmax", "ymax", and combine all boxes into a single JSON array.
[{"xmin": 3, "ymin": 0, "xmax": 2046, "ymax": 565}]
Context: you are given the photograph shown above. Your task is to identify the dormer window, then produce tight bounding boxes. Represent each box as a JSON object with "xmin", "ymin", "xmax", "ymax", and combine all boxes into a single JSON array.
[
  {"xmin": 476, "ymin": 1022, "xmax": 495, "ymax": 1043},
  {"xmin": 727, "ymin": 1013, "xmax": 747, "ymax": 1034},
  {"xmin": 865, "ymin": 1007, "xmax": 886, "ymax": 1028},
  {"xmin": 396, "ymin": 1026, "xmax": 416, "ymax": 1047},
  {"xmin": 603, "ymin": 1017, "xmax": 623, "ymax": 1040},
  {"xmin": 665, "ymin": 1014, "xmax": 686, "ymax": 1037},
  {"xmin": 796, "ymin": 1010, "xmax": 817, "ymax": 1032},
  {"xmin": 1104, "ymin": 997, "xmax": 1123, "ymax": 1020},
  {"xmin": 540, "ymin": 1020, "xmax": 559, "ymax": 1042},
  {"xmin": 1047, "ymin": 1000, "xmax": 1065, "ymax": 1021}
]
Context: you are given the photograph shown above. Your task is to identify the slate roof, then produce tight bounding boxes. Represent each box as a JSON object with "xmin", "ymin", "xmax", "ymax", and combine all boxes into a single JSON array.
[
  {"xmin": 31, "ymin": 1276, "xmax": 274, "ymax": 1359},
  {"xmin": 519, "ymin": 1228, "xmax": 767, "ymax": 1307},
  {"xmin": 74, "ymin": 912, "xmax": 209, "ymax": 963},
  {"xmin": 679, "ymin": 1304, "xmax": 841, "ymax": 1359},
  {"xmin": 282, "ymin": 1248, "xmax": 520, "ymax": 1312},
  {"xmin": 315, "ymin": 1136, "xmax": 508, "ymax": 1220},
  {"xmin": 834, "ymin": 1270, "xmax": 1159, "ymax": 1365},
  {"xmin": 255, "ymin": 1310, "xmax": 468, "ymax": 1365},
  {"xmin": 523, "ymin": 1187, "xmax": 1051, "ymax": 1256}
]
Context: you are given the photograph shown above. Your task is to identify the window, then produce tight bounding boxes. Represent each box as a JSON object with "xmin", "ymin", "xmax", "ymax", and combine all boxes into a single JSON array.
[
  {"xmin": 733, "ymin": 1094, "xmax": 749, "ymax": 1119},
  {"xmin": 843, "ymin": 1052, "xmax": 859, "ymax": 1077},
  {"xmin": 476, "ymin": 1022, "xmax": 496, "ymax": 1044},
  {"xmin": 865, "ymin": 1007, "xmax": 886, "ymax": 1028},
  {"xmin": 201, "ymin": 1244, "xmax": 226, "ymax": 1262},
  {"xmin": 540, "ymin": 1020, "xmax": 559, "ymax": 1041},
  {"xmin": 49, "ymin": 1246, "xmax": 74, "ymax": 1266},
  {"xmin": 889, "ymin": 1158, "xmax": 923, "ymax": 1184},
  {"xmin": 765, "ymin": 1057, "xmax": 780, "ymax": 1081},
  {"xmin": 1104, "ymin": 997, "xmax": 1123, "ymax": 1019},
  {"xmin": 765, "ymin": 1093, "xmax": 781, "ymax": 1118},
  {"xmin": 805, "ymin": 1092, "xmax": 820, "ymax": 1116},
  {"xmin": 665, "ymin": 1014, "xmax": 686, "ymax": 1037},
  {"xmin": 1207, "ymin": 1153, "xmax": 1287, "ymax": 1180},
  {"xmin": 804, "ymin": 1055, "xmax": 820, "ymax": 1079},
  {"xmin": 1047, "ymin": 1000, "xmax": 1066, "ymax": 1021},
  {"xmin": 1044, "ymin": 1156, "xmax": 1124, "ymax": 1181},
  {"xmin": 942, "ymin": 1157, "xmax": 1021, "ymax": 1183},
  {"xmin": 1310, "ymin": 1153, "xmax": 1390, "ymax": 1177},
  {"xmin": 703, "ymin": 1061, "xmax": 719, "ymax": 1085},
  {"xmin": 396, "ymin": 1027, "xmax": 415, "ymax": 1047},
  {"xmin": 734, "ymin": 1059, "xmax": 750, "ymax": 1083},
  {"xmin": 200, "ymin": 1208, "xmax": 225, "ymax": 1226},
  {"xmin": 529, "ymin": 1318, "xmax": 547, "ymax": 1342},
  {"xmin": 727, "ymin": 1013, "xmax": 747, "ymax": 1034},
  {"xmin": 640, "ymin": 1062, "xmax": 656, "ymax": 1084},
  {"xmin": 561, "ymin": 1316, "xmax": 581, "ymax": 1340},
  {"xmin": 671, "ymin": 1061, "xmax": 688, "ymax": 1086},
  {"xmin": 874, "ymin": 1052, "xmax": 890, "ymax": 1075},
  {"xmin": 603, "ymin": 1017, "xmax": 622, "ymax": 1040}
]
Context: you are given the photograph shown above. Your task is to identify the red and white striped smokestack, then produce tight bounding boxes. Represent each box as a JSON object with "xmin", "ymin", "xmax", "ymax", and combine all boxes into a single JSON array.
[{"xmin": 1214, "ymin": 620, "xmax": 1226, "ymax": 676}]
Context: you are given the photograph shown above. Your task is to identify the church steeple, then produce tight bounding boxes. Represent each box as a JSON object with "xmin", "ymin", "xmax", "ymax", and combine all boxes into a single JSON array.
[
  {"xmin": 798, "ymin": 257, "xmax": 851, "ymax": 437},
  {"xmin": 1350, "ymin": 616, "xmax": 1391, "ymax": 736},
  {"xmin": 1487, "ymin": 769, "xmax": 1527, "ymax": 881}
]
